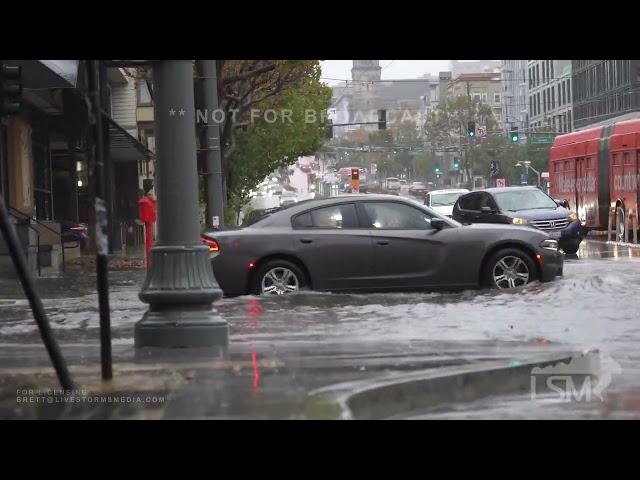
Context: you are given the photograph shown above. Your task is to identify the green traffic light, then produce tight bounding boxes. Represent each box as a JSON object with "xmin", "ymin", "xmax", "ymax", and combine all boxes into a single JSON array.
[
  {"xmin": 511, "ymin": 135, "xmax": 519, "ymax": 142},
  {"xmin": 469, "ymin": 131, "xmax": 475, "ymax": 137}
]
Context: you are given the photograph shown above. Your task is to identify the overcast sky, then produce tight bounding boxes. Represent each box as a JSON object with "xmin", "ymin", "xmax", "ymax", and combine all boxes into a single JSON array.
[{"xmin": 320, "ymin": 60, "xmax": 452, "ymax": 84}]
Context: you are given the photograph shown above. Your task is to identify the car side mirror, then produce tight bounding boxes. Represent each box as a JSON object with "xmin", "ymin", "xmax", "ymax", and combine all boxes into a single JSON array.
[
  {"xmin": 481, "ymin": 206, "xmax": 494, "ymax": 214},
  {"xmin": 431, "ymin": 218, "xmax": 446, "ymax": 230},
  {"xmin": 555, "ymin": 199, "xmax": 570, "ymax": 208}
]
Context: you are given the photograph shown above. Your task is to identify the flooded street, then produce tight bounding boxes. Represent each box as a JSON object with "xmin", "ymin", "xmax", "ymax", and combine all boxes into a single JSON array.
[{"xmin": 1, "ymin": 239, "xmax": 640, "ymax": 418}]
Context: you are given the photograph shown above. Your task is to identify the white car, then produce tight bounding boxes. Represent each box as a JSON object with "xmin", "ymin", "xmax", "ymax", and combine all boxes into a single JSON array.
[
  {"xmin": 424, "ymin": 189, "xmax": 470, "ymax": 217},
  {"xmin": 385, "ymin": 177, "xmax": 401, "ymax": 190}
]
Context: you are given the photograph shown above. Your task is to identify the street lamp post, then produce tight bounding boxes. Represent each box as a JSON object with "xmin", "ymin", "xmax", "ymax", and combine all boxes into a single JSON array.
[
  {"xmin": 135, "ymin": 60, "xmax": 229, "ymax": 349},
  {"xmin": 515, "ymin": 161, "xmax": 541, "ymax": 187}
]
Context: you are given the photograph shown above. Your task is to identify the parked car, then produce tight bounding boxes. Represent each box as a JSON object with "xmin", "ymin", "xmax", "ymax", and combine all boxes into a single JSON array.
[
  {"xmin": 425, "ymin": 189, "xmax": 470, "ymax": 217},
  {"xmin": 408, "ymin": 182, "xmax": 428, "ymax": 197},
  {"xmin": 202, "ymin": 194, "xmax": 563, "ymax": 296},
  {"xmin": 452, "ymin": 186, "xmax": 584, "ymax": 254}
]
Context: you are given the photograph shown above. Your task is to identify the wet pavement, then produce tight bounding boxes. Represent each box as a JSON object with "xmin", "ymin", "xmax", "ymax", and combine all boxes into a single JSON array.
[{"xmin": 1, "ymin": 240, "xmax": 639, "ymax": 419}]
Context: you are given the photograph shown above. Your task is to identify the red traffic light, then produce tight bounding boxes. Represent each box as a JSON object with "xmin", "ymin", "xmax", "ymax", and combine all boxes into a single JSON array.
[{"xmin": 351, "ymin": 169, "xmax": 359, "ymax": 180}]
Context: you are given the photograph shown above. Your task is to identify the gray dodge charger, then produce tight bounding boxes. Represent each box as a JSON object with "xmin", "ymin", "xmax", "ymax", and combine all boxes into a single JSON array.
[{"xmin": 201, "ymin": 194, "xmax": 563, "ymax": 296}]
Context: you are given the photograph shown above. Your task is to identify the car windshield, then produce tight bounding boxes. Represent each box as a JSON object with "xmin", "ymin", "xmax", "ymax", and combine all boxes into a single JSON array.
[
  {"xmin": 431, "ymin": 192, "xmax": 464, "ymax": 206},
  {"xmin": 493, "ymin": 189, "xmax": 558, "ymax": 211}
]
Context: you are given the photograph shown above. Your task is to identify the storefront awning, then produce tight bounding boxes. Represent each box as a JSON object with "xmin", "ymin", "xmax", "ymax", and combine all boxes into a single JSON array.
[
  {"xmin": 106, "ymin": 116, "xmax": 154, "ymax": 163},
  {"xmin": 5, "ymin": 60, "xmax": 80, "ymax": 89}
]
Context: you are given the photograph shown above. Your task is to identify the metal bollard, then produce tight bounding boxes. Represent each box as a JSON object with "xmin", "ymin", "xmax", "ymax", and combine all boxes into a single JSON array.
[{"xmin": 633, "ymin": 208, "xmax": 639, "ymax": 244}]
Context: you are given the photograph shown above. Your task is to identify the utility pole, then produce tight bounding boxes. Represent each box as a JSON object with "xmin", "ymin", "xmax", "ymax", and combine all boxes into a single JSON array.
[
  {"xmin": 195, "ymin": 60, "xmax": 224, "ymax": 229},
  {"xmin": 135, "ymin": 60, "xmax": 228, "ymax": 349}
]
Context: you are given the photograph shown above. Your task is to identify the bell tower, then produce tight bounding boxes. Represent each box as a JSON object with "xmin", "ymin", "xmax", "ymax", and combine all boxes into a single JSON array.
[{"xmin": 351, "ymin": 60, "xmax": 382, "ymax": 82}]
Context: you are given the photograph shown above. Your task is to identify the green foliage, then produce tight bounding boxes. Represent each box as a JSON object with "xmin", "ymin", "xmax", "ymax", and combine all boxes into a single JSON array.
[{"xmin": 224, "ymin": 62, "xmax": 332, "ymax": 221}]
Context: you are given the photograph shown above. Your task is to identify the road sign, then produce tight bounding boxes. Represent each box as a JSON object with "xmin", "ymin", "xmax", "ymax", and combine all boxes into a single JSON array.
[
  {"xmin": 370, "ymin": 163, "xmax": 377, "ymax": 175},
  {"xmin": 521, "ymin": 173, "xmax": 529, "ymax": 185},
  {"xmin": 496, "ymin": 178, "xmax": 506, "ymax": 188},
  {"xmin": 476, "ymin": 125, "xmax": 487, "ymax": 137},
  {"xmin": 531, "ymin": 136, "xmax": 554, "ymax": 144}
]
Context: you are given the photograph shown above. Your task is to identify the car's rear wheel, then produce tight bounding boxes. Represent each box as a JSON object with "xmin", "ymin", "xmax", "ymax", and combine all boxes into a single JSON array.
[
  {"xmin": 252, "ymin": 260, "xmax": 306, "ymax": 296},
  {"xmin": 484, "ymin": 248, "xmax": 536, "ymax": 289}
]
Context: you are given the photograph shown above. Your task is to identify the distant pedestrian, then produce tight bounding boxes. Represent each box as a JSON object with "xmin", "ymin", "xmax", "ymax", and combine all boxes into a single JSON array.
[{"xmin": 138, "ymin": 182, "xmax": 157, "ymax": 268}]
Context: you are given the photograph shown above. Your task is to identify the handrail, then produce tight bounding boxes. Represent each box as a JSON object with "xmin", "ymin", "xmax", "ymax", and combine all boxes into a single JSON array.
[
  {"xmin": 6, "ymin": 209, "xmax": 41, "ymax": 276},
  {"xmin": 7, "ymin": 206, "xmax": 67, "ymax": 272}
]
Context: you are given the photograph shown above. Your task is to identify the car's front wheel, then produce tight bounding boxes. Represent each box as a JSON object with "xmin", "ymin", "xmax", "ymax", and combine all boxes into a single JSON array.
[
  {"xmin": 484, "ymin": 248, "xmax": 536, "ymax": 289},
  {"xmin": 252, "ymin": 259, "xmax": 306, "ymax": 296}
]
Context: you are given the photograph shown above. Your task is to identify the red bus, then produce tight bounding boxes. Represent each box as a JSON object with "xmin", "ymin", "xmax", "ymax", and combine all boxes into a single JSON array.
[{"xmin": 549, "ymin": 119, "xmax": 640, "ymax": 238}]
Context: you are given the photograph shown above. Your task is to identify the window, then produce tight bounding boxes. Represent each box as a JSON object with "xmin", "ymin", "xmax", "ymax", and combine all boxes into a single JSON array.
[
  {"xmin": 494, "ymin": 93, "xmax": 501, "ymax": 104},
  {"xmin": 458, "ymin": 193, "xmax": 481, "ymax": 212},
  {"xmin": 362, "ymin": 202, "xmax": 434, "ymax": 230},
  {"xmin": 562, "ymin": 82, "xmax": 566, "ymax": 105},
  {"xmin": 137, "ymin": 80, "xmax": 152, "ymax": 106},
  {"xmin": 567, "ymin": 81, "xmax": 571, "ymax": 103},
  {"xmin": 293, "ymin": 203, "xmax": 359, "ymax": 229},
  {"xmin": 478, "ymin": 193, "xmax": 497, "ymax": 210},
  {"xmin": 551, "ymin": 87, "xmax": 555, "ymax": 109},
  {"xmin": 543, "ymin": 90, "xmax": 546, "ymax": 113},
  {"xmin": 473, "ymin": 93, "xmax": 481, "ymax": 102},
  {"xmin": 624, "ymin": 152, "xmax": 633, "ymax": 165}
]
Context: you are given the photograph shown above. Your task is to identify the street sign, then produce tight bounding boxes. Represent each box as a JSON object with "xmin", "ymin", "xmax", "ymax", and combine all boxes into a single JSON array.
[
  {"xmin": 370, "ymin": 163, "xmax": 377, "ymax": 175},
  {"xmin": 521, "ymin": 173, "xmax": 529, "ymax": 185},
  {"xmin": 212, "ymin": 216, "xmax": 220, "ymax": 227},
  {"xmin": 476, "ymin": 125, "xmax": 487, "ymax": 137},
  {"xmin": 496, "ymin": 178, "xmax": 506, "ymax": 188},
  {"xmin": 531, "ymin": 136, "xmax": 554, "ymax": 144}
]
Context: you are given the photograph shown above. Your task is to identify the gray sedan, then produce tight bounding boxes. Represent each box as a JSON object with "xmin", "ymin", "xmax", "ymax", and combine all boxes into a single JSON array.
[{"xmin": 202, "ymin": 195, "xmax": 563, "ymax": 296}]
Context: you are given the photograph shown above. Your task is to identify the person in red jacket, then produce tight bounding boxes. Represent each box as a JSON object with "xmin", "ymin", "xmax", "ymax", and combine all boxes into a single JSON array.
[{"xmin": 138, "ymin": 182, "xmax": 157, "ymax": 268}]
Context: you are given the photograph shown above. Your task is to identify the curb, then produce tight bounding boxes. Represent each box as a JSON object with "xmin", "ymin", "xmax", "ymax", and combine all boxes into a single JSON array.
[
  {"xmin": 605, "ymin": 241, "xmax": 640, "ymax": 249},
  {"xmin": 310, "ymin": 350, "xmax": 600, "ymax": 420}
]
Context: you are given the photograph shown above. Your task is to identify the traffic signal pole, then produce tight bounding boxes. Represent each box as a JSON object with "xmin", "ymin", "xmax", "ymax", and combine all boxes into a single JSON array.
[{"xmin": 195, "ymin": 60, "xmax": 224, "ymax": 230}]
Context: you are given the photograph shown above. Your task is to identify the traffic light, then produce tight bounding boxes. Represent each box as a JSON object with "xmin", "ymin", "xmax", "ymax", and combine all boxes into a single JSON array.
[
  {"xmin": 510, "ymin": 126, "xmax": 519, "ymax": 142},
  {"xmin": 453, "ymin": 160, "xmax": 460, "ymax": 170},
  {"xmin": 325, "ymin": 119, "xmax": 333, "ymax": 139},
  {"xmin": 467, "ymin": 121, "xmax": 476, "ymax": 137},
  {"xmin": 434, "ymin": 165, "xmax": 440, "ymax": 174},
  {"xmin": 378, "ymin": 109, "xmax": 386, "ymax": 130},
  {"xmin": 0, "ymin": 62, "xmax": 22, "ymax": 117},
  {"xmin": 351, "ymin": 168, "xmax": 359, "ymax": 181}
]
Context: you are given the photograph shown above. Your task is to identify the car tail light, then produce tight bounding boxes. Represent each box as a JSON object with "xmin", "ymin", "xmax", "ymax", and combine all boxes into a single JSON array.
[{"xmin": 201, "ymin": 236, "xmax": 219, "ymax": 252}]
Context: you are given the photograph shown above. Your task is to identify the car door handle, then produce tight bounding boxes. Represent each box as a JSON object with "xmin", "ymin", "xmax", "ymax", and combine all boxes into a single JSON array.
[
  {"xmin": 376, "ymin": 240, "xmax": 389, "ymax": 246},
  {"xmin": 300, "ymin": 238, "xmax": 313, "ymax": 244}
]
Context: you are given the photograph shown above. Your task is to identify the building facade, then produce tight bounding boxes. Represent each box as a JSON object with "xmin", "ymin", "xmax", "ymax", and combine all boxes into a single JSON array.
[
  {"xmin": 500, "ymin": 60, "xmax": 529, "ymax": 135},
  {"xmin": 329, "ymin": 60, "xmax": 437, "ymax": 139},
  {"xmin": 527, "ymin": 60, "xmax": 573, "ymax": 132},
  {"xmin": 572, "ymin": 60, "xmax": 640, "ymax": 130},
  {"xmin": 449, "ymin": 72, "xmax": 504, "ymax": 129},
  {"xmin": 0, "ymin": 61, "xmax": 153, "ymax": 278}
]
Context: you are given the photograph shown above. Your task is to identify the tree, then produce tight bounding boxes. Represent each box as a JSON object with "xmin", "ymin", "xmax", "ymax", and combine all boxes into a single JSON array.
[
  {"xmin": 424, "ymin": 95, "xmax": 498, "ymax": 185},
  {"xmin": 224, "ymin": 68, "xmax": 332, "ymax": 222}
]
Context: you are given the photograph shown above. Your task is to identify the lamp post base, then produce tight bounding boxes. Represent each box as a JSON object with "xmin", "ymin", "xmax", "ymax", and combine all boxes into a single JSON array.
[{"xmin": 135, "ymin": 306, "xmax": 229, "ymax": 348}]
